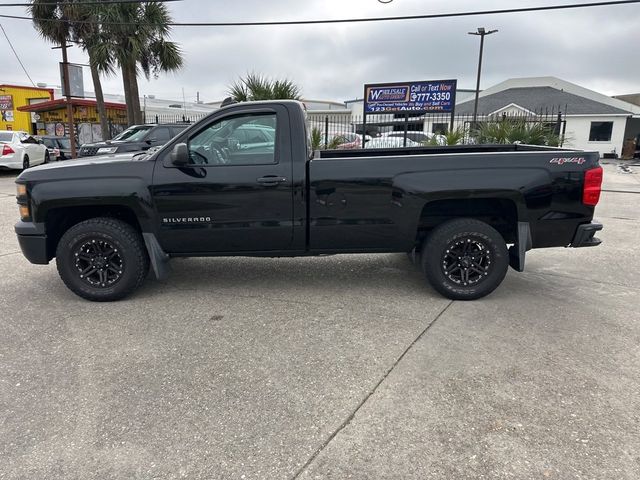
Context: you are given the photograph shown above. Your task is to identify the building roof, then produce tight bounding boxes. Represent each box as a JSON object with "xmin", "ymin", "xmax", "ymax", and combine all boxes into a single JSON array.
[
  {"xmin": 0, "ymin": 84, "xmax": 54, "ymax": 98},
  {"xmin": 455, "ymin": 86, "xmax": 633, "ymax": 116},
  {"xmin": 18, "ymin": 98, "xmax": 126, "ymax": 112}
]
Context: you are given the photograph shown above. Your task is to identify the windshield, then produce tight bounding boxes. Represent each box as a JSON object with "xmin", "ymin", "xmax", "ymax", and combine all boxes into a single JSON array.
[
  {"xmin": 57, "ymin": 138, "xmax": 71, "ymax": 149},
  {"xmin": 0, "ymin": 132, "xmax": 13, "ymax": 142},
  {"xmin": 113, "ymin": 126, "xmax": 152, "ymax": 142}
]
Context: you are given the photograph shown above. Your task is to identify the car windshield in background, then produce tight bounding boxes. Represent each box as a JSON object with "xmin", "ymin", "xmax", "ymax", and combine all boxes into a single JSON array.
[
  {"xmin": 57, "ymin": 138, "xmax": 71, "ymax": 149},
  {"xmin": 0, "ymin": 132, "xmax": 13, "ymax": 142},
  {"xmin": 113, "ymin": 126, "xmax": 152, "ymax": 142}
]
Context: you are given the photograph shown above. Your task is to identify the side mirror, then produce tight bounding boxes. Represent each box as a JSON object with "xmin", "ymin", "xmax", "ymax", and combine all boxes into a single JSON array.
[{"xmin": 169, "ymin": 143, "xmax": 189, "ymax": 166}]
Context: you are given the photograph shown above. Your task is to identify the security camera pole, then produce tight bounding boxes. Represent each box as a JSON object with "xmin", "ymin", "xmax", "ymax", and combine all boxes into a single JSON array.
[{"xmin": 468, "ymin": 27, "xmax": 498, "ymax": 126}]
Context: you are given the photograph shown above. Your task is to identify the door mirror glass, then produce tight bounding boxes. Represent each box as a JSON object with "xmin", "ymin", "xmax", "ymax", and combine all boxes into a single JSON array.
[{"xmin": 170, "ymin": 142, "xmax": 189, "ymax": 166}]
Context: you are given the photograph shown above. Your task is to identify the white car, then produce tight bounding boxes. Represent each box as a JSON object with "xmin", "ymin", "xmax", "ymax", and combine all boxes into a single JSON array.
[
  {"xmin": 365, "ymin": 137, "xmax": 421, "ymax": 149},
  {"xmin": 382, "ymin": 131, "xmax": 447, "ymax": 146},
  {"xmin": 0, "ymin": 131, "xmax": 49, "ymax": 170}
]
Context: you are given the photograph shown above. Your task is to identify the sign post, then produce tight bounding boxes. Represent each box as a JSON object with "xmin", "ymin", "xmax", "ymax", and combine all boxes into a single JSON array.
[{"xmin": 362, "ymin": 79, "xmax": 457, "ymax": 148}]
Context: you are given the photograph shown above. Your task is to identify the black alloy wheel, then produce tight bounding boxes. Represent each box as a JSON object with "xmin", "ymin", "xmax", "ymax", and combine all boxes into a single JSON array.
[
  {"xmin": 73, "ymin": 238, "xmax": 124, "ymax": 288},
  {"xmin": 56, "ymin": 217, "xmax": 149, "ymax": 301},
  {"xmin": 22, "ymin": 155, "xmax": 30, "ymax": 170},
  {"xmin": 421, "ymin": 218, "xmax": 508, "ymax": 300},
  {"xmin": 441, "ymin": 237, "xmax": 491, "ymax": 287}
]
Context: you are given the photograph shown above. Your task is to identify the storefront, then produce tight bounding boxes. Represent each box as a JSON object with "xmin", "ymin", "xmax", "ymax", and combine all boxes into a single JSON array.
[
  {"xmin": 0, "ymin": 84, "xmax": 54, "ymax": 133},
  {"xmin": 18, "ymin": 98, "xmax": 128, "ymax": 144}
]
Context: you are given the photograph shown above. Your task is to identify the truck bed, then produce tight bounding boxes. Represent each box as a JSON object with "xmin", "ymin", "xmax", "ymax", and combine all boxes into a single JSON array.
[{"xmin": 318, "ymin": 143, "xmax": 572, "ymax": 159}]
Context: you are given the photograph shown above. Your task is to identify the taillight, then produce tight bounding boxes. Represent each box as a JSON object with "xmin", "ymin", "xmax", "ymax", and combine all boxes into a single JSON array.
[
  {"xmin": 583, "ymin": 166, "xmax": 603, "ymax": 206},
  {"xmin": 2, "ymin": 144, "xmax": 14, "ymax": 155}
]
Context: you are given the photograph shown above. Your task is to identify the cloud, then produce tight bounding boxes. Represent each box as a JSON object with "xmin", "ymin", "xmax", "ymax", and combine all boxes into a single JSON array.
[{"xmin": 0, "ymin": 0, "xmax": 637, "ymax": 103}]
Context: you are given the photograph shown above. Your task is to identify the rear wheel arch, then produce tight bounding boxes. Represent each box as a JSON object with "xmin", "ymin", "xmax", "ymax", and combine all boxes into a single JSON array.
[{"xmin": 413, "ymin": 197, "xmax": 520, "ymax": 249}]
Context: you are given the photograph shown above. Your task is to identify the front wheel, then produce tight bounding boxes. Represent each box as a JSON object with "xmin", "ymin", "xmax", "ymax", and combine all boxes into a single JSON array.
[
  {"xmin": 421, "ymin": 218, "xmax": 508, "ymax": 300},
  {"xmin": 56, "ymin": 217, "xmax": 149, "ymax": 301},
  {"xmin": 44, "ymin": 151, "xmax": 50, "ymax": 164},
  {"xmin": 22, "ymin": 155, "xmax": 30, "ymax": 170}
]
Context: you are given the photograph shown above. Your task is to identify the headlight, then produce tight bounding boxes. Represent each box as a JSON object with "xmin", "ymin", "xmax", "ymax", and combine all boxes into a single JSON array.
[
  {"xmin": 16, "ymin": 183, "xmax": 30, "ymax": 220},
  {"xmin": 97, "ymin": 147, "xmax": 118, "ymax": 154}
]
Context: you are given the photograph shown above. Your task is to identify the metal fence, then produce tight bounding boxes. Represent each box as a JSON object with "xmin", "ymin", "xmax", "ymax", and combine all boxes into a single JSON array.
[
  {"xmin": 145, "ymin": 106, "xmax": 568, "ymax": 148},
  {"xmin": 143, "ymin": 112, "xmax": 211, "ymax": 125},
  {"xmin": 307, "ymin": 107, "xmax": 567, "ymax": 148}
]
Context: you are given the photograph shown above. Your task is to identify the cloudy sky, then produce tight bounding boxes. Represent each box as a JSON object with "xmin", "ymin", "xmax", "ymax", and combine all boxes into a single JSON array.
[{"xmin": 0, "ymin": 0, "xmax": 637, "ymax": 103}]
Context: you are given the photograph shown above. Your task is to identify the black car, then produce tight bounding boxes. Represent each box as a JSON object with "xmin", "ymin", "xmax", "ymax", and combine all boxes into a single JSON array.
[
  {"xmin": 39, "ymin": 136, "xmax": 72, "ymax": 161},
  {"xmin": 78, "ymin": 124, "xmax": 188, "ymax": 157}
]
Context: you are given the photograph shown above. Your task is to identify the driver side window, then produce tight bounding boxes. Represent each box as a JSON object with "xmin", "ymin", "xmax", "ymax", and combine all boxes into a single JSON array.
[{"xmin": 187, "ymin": 112, "xmax": 277, "ymax": 166}]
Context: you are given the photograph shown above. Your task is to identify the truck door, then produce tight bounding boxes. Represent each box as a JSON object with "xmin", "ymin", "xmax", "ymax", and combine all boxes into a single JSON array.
[{"xmin": 151, "ymin": 105, "xmax": 294, "ymax": 254}]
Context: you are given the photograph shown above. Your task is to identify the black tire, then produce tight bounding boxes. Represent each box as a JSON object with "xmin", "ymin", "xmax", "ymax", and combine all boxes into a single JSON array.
[
  {"xmin": 421, "ymin": 218, "xmax": 508, "ymax": 300},
  {"xmin": 22, "ymin": 155, "xmax": 30, "ymax": 170},
  {"xmin": 56, "ymin": 217, "xmax": 149, "ymax": 301},
  {"xmin": 44, "ymin": 151, "xmax": 50, "ymax": 164}
]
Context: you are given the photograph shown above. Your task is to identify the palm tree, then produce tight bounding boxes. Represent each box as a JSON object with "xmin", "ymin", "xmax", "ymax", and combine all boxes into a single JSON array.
[
  {"xmin": 229, "ymin": 73, "xmax": 301, "ymax": 102},
  {"xmin": 95, "ymin": 2, "xmax": 183, "ymax": 125},
  {"xmin": 29, "ymin": 1, "xmax": 113, "ymax": 140}
]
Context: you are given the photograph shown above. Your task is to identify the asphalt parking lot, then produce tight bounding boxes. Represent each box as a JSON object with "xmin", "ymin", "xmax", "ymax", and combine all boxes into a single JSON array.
[{"xmin": 1, "ymin": 162, "xmax": 639, "ymax": 479}]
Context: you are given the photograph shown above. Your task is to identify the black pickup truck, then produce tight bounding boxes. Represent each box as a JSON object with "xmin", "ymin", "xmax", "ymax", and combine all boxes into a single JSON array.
[{"xmin": 15, "ymin": 100, "xmax": 603, "ymax": 302}]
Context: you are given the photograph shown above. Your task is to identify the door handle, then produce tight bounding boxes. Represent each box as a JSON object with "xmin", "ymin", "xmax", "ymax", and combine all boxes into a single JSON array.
[{"xmin": 256, "ymin": 176, "xmax": 287, "ymax": 186}]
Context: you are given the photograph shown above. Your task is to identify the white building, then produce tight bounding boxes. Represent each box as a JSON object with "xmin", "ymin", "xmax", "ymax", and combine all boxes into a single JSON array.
[{"xmin": 454, "ymin": 77, "xmax": 640, "ymax": 156}]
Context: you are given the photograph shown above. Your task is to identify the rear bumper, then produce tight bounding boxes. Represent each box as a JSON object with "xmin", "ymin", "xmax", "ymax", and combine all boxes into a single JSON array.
[
  {"xmin": 570, "ymin": 221, "xmax": 603, "ymax": 248},
  {"xmin": 0, "ymin": 155, "xmax": 22, "ymax": 170},
  {"xmin": 15, "ymin": 221, "xmax": 49, "ymax": 264}
]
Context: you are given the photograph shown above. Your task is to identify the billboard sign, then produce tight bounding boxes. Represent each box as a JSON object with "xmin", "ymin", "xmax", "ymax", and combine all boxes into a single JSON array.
[
  {"xmin": 60, "ymin": 63, "xmax": 85, "ymax": 98},
  {"xmin": 364, "ymin": 79, "xmax": 457, "ymax": 114}
]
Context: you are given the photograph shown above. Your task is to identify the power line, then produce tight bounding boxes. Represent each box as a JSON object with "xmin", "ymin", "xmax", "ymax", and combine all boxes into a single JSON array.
[
  {"xmin": 0, "ymin": 0, "xmax": 181, "ymax": 6},
  {"xmin": 0, "ymin": 0, "xmax": 638, "ymax": 26},
  {"xmin": 0, "ymin": 22, "xmax": 35, "ymax": 86}
]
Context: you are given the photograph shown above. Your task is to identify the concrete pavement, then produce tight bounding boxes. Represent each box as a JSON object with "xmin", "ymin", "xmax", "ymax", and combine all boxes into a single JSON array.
[{"xmin": 0, "ymin": 163, "xmax": 638, "ymax": 479}]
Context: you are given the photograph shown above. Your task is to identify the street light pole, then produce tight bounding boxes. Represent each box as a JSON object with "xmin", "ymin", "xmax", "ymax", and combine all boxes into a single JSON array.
[{"xmin": 468, "ymin": 27, "xmax": 498, "ymax": 126}]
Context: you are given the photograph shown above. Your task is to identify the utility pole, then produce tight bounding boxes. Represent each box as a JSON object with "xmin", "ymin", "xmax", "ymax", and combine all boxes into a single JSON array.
[
  {"xmin": 468, "ymin": 27, "xmax": 498, "ymax": 126},
  {"xmin": 58, "ymin": 41, "xmax": 77, "ymax": 159}
]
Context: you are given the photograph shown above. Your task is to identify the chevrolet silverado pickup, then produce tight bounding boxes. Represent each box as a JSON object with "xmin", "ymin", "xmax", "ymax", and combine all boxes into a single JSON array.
[{"xmin": 14, "ymin": 100, "xmax": 603, "ymax": 301}]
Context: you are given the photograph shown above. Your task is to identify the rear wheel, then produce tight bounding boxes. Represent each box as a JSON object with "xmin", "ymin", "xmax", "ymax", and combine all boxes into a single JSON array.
[
  {"xmin": 421, "ymin": 218, "xmax": 508, "ymax": 300},
  {"xmin": 56, "ymin": 217, "xmax": 149, "ymax": 301},
  {"xmin": 22, "ymin": 155, "xmax": 30, "ymax": 170}
]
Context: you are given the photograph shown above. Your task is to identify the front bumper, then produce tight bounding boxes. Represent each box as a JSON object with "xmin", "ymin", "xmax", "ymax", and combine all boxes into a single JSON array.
[
  {"xmin": 15, "ymin": 221, "xmax": 49, "ymax": 264},
  {"xmin": 570, "ymin": 221, "xmax": 603, "ymax": 248}
]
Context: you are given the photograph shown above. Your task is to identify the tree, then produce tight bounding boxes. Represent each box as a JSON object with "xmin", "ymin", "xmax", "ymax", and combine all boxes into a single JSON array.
[
  {"xmin": 29, "ymin": 0, "xmax": 112, "ymax": 140},
  {"xmin": 229, "ymin": 73, "xmax": 301, "ymax": 102},
  {"xmin": 95, "ymin": 2, "xmax": 183, "ymax": 125},
  {"xmin": 476, "ymin": 118, "xmax": 563, "ymax": 146}
]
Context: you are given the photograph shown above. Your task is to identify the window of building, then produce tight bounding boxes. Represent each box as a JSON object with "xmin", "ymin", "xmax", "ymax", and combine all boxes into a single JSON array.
[{"xmin": 589, "ymin": 122, "xmax": 613, "ymax": 142}]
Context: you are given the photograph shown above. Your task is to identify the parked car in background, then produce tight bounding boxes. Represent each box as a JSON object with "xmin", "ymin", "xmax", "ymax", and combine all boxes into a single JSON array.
[
  {"xmin": 79, "ymin": 123, "xmax": 189, "ymax": 157},
  {"xmin": 40, "ymin": 136, "xmax": 72, "ymax": 161},
  {"xmin": 324, "ymin": 132, "xmax": 372, "ymax": 150},
  {"xmin": 365, "ymin": 137, "xmax": 421, "ymax": 149},
  {"xmin": 0, "ymin": 131, "xmax": 49, "ymax": 170},
  {"xmin": 382, "ymin": 131, "xmax": 446, "ymax": 145}
]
